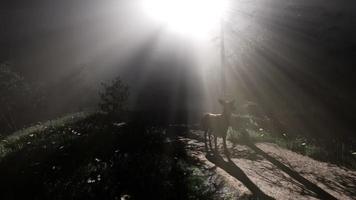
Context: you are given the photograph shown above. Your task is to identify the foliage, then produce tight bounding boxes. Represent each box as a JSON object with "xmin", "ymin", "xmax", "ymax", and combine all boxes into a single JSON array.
[{"xmin": 99, "ymin": 77, "xmax": 129, "ymax": 115}]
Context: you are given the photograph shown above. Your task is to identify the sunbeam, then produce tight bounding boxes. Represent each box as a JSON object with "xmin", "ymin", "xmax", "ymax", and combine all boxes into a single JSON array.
[{"xmin": 1, "ymin": 0, "xmax": 356, "ymax": 199}]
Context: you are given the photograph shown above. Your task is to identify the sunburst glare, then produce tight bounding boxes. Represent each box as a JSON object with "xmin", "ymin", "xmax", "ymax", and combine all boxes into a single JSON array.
[{"xmin": 142, "ymin": 0, "xmax": 229, "ymax": 39}]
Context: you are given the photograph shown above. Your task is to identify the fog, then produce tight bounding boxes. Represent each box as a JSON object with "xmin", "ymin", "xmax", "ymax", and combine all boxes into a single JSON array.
[{"xmin": 1, "ymin": 0, "xmax": 356, "ymax": 134}]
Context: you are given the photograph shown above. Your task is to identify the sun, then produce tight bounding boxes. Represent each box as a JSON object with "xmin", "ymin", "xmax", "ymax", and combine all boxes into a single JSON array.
[{"xmin": 143, "ymin": 0, "xmax": 228, "ymax": 39}]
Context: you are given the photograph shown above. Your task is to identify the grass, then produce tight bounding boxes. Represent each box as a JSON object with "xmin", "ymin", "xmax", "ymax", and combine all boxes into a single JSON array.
[
  {"xmin": 0, "ymin": 112, "xmax": 91, "ymax": 159},
  {"xmin": 0, "ymin": 112, "xmax": 226, "ymax": 200}
]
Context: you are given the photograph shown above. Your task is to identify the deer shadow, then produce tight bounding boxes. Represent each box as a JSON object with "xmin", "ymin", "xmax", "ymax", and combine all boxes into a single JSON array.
[
  {"xmin": 192, "ymin": 130, "xmax": 342, "ymax": 199},
  {"xmin": 205, "ymin": 153, "xmax": 275, "ymax": 200},
  {"xmin": 205, "ymin": 138, "xmax": 339, "ymax": 200},
  {"xmin": 244, "ymin": 141, "xmax": 338, "ymax": 200}
]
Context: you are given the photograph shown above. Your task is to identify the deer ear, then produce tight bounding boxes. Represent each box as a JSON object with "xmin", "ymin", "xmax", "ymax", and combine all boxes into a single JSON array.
[{"xmin": 218, "ymin": 99, "xmax": 225, "ymax": 105}]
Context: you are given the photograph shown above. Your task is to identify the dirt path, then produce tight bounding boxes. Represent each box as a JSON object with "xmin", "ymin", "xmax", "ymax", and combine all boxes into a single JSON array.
[{"xmin": 180, "ymin": 130, "xmax": 356, "ymax": 200}]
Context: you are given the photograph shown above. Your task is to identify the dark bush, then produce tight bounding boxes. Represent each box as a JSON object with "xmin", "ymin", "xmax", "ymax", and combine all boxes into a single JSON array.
[{"xmin": 99, "ymin": 77, "xmax": 129, "ymax": 116}]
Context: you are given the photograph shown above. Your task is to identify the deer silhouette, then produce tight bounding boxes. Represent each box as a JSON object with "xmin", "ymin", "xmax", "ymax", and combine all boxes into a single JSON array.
[{"xmin": 201, "ymin": 99, "xmax": 235, "ymax": 156}]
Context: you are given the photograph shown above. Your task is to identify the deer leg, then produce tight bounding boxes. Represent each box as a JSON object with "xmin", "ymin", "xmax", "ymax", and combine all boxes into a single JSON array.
[
  {"xmin": 204, "ymin": 130, "xmax": 208, "ymax": 151},
  {"xmin": 223, "ymin": 136, "xmax": 230, "ymax": 157},
  {"xmin": 208, "ymin": 133, "xmax": 213, "ymax": 150},
  {"xmin": 214, "ymin": 135, "xmax": 218, "ymax": 152}
]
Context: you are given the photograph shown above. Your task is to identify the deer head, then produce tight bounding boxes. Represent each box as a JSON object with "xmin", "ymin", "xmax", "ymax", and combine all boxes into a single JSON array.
[{"xmin": 218, "ymin": 99, "xmax": 236, "ymax": 117}]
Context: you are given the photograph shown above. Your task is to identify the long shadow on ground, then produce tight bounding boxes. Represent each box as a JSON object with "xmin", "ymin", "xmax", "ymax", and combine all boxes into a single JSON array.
[
  {"xmin": 192, "ymin": 130, "xmax": 340, "ymax": 200},
  {"xmin": 206, "ymin": 153, "xmax": 275, "ymax": 200},
  {"xmin": 246, "ymin": 142, "xmax": 338, "ymax": 200}
]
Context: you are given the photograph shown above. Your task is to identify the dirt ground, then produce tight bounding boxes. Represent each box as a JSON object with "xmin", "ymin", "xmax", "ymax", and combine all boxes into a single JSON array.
[{"xmin": 181, "ymin": 130, "xmax": 356, "ymax": 200}]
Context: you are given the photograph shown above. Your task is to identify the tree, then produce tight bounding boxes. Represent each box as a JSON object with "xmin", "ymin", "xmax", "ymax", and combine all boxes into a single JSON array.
[{"xmin": 99, "ymin": 77, "xmax": 129, "ymax": 115}]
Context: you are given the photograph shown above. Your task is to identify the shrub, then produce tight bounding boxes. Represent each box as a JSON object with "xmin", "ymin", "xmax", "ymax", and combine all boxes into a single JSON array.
[{"xmin": 98, "ymin": 77, "xmax": 129, "ymax": 115}]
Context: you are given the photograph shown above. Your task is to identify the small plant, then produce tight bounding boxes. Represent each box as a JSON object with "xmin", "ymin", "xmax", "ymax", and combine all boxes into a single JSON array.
[{"xmin": 99, "ymin": 77, "xmax": 129, "ymax": 115}]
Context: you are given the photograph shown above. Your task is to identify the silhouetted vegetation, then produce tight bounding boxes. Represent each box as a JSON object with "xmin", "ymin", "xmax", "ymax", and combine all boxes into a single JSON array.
[{"xmin": 99, "ymin": 77, "xmax": 129, "ymax": 117}]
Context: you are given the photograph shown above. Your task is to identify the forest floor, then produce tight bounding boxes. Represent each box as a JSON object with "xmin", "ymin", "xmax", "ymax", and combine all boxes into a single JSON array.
[
  {"xmin": 0, "ymin": 113, "xmax": 355, "ymax": 199},
  {"xmin": 181, "ymin": 130, "xmax": 356, "ymax": 200}
]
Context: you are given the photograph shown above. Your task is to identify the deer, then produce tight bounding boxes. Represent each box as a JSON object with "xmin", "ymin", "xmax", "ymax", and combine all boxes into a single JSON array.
[{"xmin": 201, "ymin": 99, "xmax": 236, "ymax": 156}]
